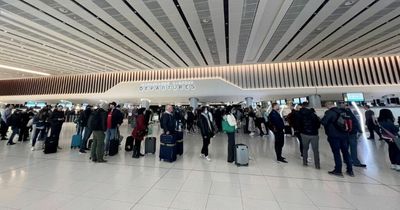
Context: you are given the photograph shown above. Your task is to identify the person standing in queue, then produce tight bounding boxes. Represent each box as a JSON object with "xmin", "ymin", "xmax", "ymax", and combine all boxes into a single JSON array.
[
  {"xmin": 79, "ymin": 105, "xmax": 93, "ymax": 153},
  {"xmin": 49, "ymin": 105, "xmax": 65, "ymax": 149},
  {"xmin": 364, "ymin": 105, "xmax": 383, "ymax": 140},
  {"xmin": 89, "ymin": 103, "xmax": 108, "ymax": 163},
  {"xmin": 223, "ymin": 106, "xmax": 237, "ymax": 163},
  {"xmin": 104, "ymin": 102, "xmax": 122, "ymax": 155},
  {"xmin": 268, "ymin": 103, "xmax": 287, "ymax": 163},
  {"xmin": 321, "ymin": 102, "xmax": 354, "ymax": 177},
  {"xmin": 198, "ymin": 106, "xmax": 213, "ymax": 161},
  {"xmin": 160, "ymin": 104, "xmax": 176, "ymax": 135},
  {"xmin": 131, "ymin": 108, "xmax": 146, "ymax": 158}
]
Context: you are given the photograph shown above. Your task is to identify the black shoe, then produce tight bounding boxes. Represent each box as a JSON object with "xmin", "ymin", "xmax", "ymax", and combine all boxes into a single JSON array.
[
  {"xmin": 315, "ymin": 166, "xmax": 320, "ymax": 169},
  {"xmin": 353, "ymin": 164, "xmax": 367, "ymax": 168},
  {"xmin": 281, "ymin": 157, "xmax": 286, "ymax": 160},
  {"xmin": 139, "ymin": 153, "xmax": 145, "ymax": 157},
  {"xmin": 277, "ymin": 158, "xmax": 288, "ymax": 163},
  {"xmin": 79, "ymin": 149, "xmax": 86, "ymax": 153},
  {"xmin": 84, "ymin": 148, "xmax": 90, "ymax": 151},
  {"xmin": 97, "ymin": 159, "xmax": 107, "ymax": 163},
  {"xmin": 228, "ymin": 160, "xmax": 234, "ymax": 163},
  {"xmin": 7, "ymin": 142, "xmax": 16, "ymax": 145},
  {"xmin": 328, "ymin": 170, "xmax": 344, "ymax": 177},
  {"xmin": 346, "ymin": 171, "xmax": 355, "ymax": 177}
]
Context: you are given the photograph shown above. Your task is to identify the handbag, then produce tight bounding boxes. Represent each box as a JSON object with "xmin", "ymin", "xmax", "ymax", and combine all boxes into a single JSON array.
[{"xmin": 222, "ymin": 120, "xmax": 235, "ymax": 133}]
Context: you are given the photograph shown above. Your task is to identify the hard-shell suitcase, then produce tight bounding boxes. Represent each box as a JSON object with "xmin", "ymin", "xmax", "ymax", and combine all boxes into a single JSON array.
[
  {"xmin": 176, "ymin": 139, "xmax": 183, "ymax": 156},
  {"xmin": 44, "ymin": 136, "xmax": 57, "ymax": 154},
  {"xmin": 235, "ymin": 144, "xmax": 249, "ymax": 166},
  {"xmin": 125, "ymin": 136, "xmax": 134, "ymax": 151},
  {"xmin": 159, "ymin": 134, "xmax": 176, "ymax": 162},
  {"xmin": 71, "ymin": 134, "xmax": 81, "ymax": 149},
  {"xmin": 109, "ymin": 139, "xmax": 119, "ymax": 156},
  {"xmin": 284, "ymin": 125, "xmax": 292, "ymax": 135},
  {"xmin": 145, "ymin": 137, "xmax": 156, "ymax": 154}
]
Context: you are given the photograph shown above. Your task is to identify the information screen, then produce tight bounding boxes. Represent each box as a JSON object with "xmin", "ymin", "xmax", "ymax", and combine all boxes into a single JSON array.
[
  {"xmin": 280, "ymin": 99, "xmax": 287, "ymax": 105},
  {"xmin": 300, "ymin": 97, "xmax": 308, "ymax": 103},
  {"xmin": 344, "ymin": 93, "xmax": 364, "ymax": 102},
  {"xmin": 293, "ymin": 98, "xmax": 300, "ymax": 104}
]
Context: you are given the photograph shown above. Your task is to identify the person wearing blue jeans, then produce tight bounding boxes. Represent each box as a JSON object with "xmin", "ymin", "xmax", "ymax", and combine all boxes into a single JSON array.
[
  {"xmin": 104, "ymin": 102, "xmax": 123, "ymax": 155},
  {"xmin": 321, "ymin": 102, "xmax": 354, "ymax": 177}
]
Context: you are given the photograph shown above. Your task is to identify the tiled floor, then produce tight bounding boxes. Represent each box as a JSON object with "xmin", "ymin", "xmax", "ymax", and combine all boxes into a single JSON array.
[{"xmin": 0, "ymin": 122, "xmax": 399, "ymax": 210}]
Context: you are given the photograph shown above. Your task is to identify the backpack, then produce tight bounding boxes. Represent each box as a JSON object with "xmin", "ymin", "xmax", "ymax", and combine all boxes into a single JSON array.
[{"xmin": 334, "ymin": 110, "xmax": 352, "ymax": 133}]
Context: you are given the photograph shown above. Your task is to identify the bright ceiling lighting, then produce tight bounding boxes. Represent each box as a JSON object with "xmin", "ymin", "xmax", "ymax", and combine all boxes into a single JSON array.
[{"xmin": 0, "ymin": 64, "xmax": 50, "ymax": 76}]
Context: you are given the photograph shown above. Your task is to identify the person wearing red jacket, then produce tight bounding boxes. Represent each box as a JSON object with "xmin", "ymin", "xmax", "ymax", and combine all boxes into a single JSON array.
[{"xmin": 131, "ymin": 108, "xmax": 147, "ymax": 158}]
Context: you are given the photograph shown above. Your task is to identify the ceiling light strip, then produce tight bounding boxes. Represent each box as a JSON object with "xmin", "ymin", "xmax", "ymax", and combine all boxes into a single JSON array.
[
  {"xmin": 296, "ymin": 0, "xmax": 379, "ymax": 60},
  {"xmin": 0, "ymin": 64, "xmax": 50, "ymax": 76},
  {"xmin": 70, "ymin": 0, "xmax": 170, "ymax": 68},
  {"xmin": 19, "ymin": 0, "xmax": 150, "ymax": 69},
  {"xmin": 272, "ymin": 0, "xmax": 330, "ymax": 61}
]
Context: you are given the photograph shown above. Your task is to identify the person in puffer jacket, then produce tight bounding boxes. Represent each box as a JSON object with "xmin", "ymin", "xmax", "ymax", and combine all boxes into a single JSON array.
[{"xmin": 296, "ymin": 102, "xmax": 321, "ymax": 169}]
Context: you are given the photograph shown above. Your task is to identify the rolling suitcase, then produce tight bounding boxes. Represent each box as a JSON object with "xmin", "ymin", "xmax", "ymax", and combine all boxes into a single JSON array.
[
  {"xmin": 235, "ymin": 144, "xmax": 249, "ymax": 166},
  {"xmin": 71, "ymin": 134, "xmax": 81, "ymax": 149},
  {"xmin": 109, "ymin": 139, "xmax": 119, "ymax": 156},
  {"xmin": 125, "ymin": 136, "xmax": 134, "ymax": 151},
  {"xmin": 284, "ymin": 125, "xmax": 292, "ymax": 135},
  {"xmin": 145, "ymin": 137, "xmax": 156, "ymax": 154},
  {"xmin": 159, "ymin": 134, "xmax": 177, "ymax": 162},
  {"xmin": 44, "ymin": 136, "xmax": 57, "ymax": 154}
]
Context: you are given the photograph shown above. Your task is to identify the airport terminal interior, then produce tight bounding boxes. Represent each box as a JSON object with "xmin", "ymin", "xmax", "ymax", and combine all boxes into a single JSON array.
[{"xmin": 1, "ymin": 0, "xmax": 400, "ymax": 209}]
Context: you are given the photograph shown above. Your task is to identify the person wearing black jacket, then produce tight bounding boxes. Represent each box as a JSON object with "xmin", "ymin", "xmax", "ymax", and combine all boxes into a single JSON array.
[
  {"xmin": 160, "ymin": 105, "xmax": 176, "ymax": 135},
  {"xmin": 269, "ymin": 103, "xmax": 287, "ymax": 163},
  {"xmin": 89, "ymin": 104, "xmax": 108, "ymax": 163},
  {"xmin": 104, "ymin": 102, "xmax": 123, "ymax": 155},
  {"xmin": 289, "ymin": 105, "xmax": 303, "ymax": 157},
  {"xmin": 321, "ymin": 102, "xmax": 354, "ymax": 177},
  {"xmin": 344, "ymin": 104, "xmax": 366, "ymax": 168},
  {"xmin": 198, "ymin": 106, "xmax": 213, "ymax": 161},
  {"xmin": 378, "ymin": 109, "xmax": 400, "ymax": 171},
  {"xmin": 18, "ymin": 109, "xmax": 31, "ymax": 142},
  {"xmin": 297, "ymin": 103, "xmax": 321, "ymax": 168},
  {"xmin": 79, "ymin": 105, "xmax": 93, "ymax": 153},
  {"xmin": 49, "ymin": 105, "xmax": 65, "ymax": 149},
  {"xmin": 7, "ymin": 109, "xmax": 22, "ymax": 145}
]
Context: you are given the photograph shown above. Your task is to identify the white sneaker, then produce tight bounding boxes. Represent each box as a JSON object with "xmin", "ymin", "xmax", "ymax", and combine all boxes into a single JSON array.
[
  {"xmin": 391, "ymin": 164, "xmax": 397, "ymax": 170},
  {"xmin": 31, "ymin": 147, "xmax": 35, "ymax": 151},
  {"xmin": 200, "ymin": 154, "xmax": 205, "ymax": 158},
  {"xmin": 249, "ymin": 132, "xmax": 255, "ymax": 136},
  {"xmin": 205, "ymin": 156, "xmax": 211, "ymax": 161},
  {"xmin": 396, "ymin": 165, "xmax": 400, "ymax": 171}
]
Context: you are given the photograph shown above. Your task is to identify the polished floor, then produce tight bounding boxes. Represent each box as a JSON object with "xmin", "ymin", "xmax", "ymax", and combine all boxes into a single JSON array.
[{"xmin": 0, "ymin": 122, "xmax": 399, "ymax": 210}]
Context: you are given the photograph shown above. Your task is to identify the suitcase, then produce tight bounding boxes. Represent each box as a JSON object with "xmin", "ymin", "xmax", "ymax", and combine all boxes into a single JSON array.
[
  {"xmin": 145, "ymin": 137, "xmax": 156, "ymax": 154},
  {"xmin": 125, "ymin": 136, "xmax": 134, "ymax": 151},
  {"xmin": 159, "ymin": 134, "xmax": 176, "ymax": 162},
  {"xmin": 109, "ymin": 139, "xmax": 119, "ymax": 156},
  {"xmin": 176, "ymin": 139, "xmax": 183, "ymax": 156},
  {"xmin": 284, "ymin": 125, "xmax": 292, "ymax": 135},
  {"xmin": 235, "ymin": 144, "xmax": 249, "ymax": 166},
  {"xmin": 71, "ymin": 134, "xmax": 81, "ymax": 149},
  {"xmin": 44, "ymin": 136, "xmax": 57, "ymax": 154},
  {"xmin": 160, "ymin": 134, "xmax": 176, "ymax": 144}
]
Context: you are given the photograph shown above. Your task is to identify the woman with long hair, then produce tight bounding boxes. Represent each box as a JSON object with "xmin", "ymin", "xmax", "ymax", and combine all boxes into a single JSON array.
[
  {"xmin": 131, "ymin": 108, "xmax": 147, "ymax": 158},
  {"xmin": 378, "ymin": 109, "xmax": 400, "ymax": 171}
]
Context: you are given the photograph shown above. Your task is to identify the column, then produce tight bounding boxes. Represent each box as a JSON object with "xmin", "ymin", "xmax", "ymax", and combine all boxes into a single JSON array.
[
  {"xmin": 245, "ymin": 97, "xmax": 253, "ymax": 108},
  {"xmin": 140, "ymin": 99, "xmax": 150, "ymax": 109},
  {"xmin": 189, "ymin": 97, "xmax": 199, "ymax": 110},
  {"xmin": 308, "ymin": 94, "xmax": 321, "ymax": 108}
]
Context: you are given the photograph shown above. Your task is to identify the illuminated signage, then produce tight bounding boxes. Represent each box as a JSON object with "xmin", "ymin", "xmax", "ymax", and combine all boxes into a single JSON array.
[{"xmin": 139, "ymin": 81, "xmax": 195, "ymax": 92}]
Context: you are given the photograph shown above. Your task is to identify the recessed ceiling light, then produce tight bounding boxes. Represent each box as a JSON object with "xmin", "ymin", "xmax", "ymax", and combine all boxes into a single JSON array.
[
  {"xmin": 97, "ymin": 31, "xmax": 106, "ymax": 36},
  {"xmin": 202, "ymin": 18, "xmax": 210, "ymax": 23},
  {"xmin": 344, "ymin": 0, "xmax": 356, "ymax": 6},
  {"xmin": 207, "ymin": 38, "xmax": 213, "ymax": 42},
  {"xmin": 316, "ymin": 27, "xmax": 325, "ymax": 31},
  {"xmin": 0, "ymin": 64, "xmax": 50, "ymax": 76},
  {"xmin": 57, "ymin": 7, "xmax": 69, "ymax": 14}
]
